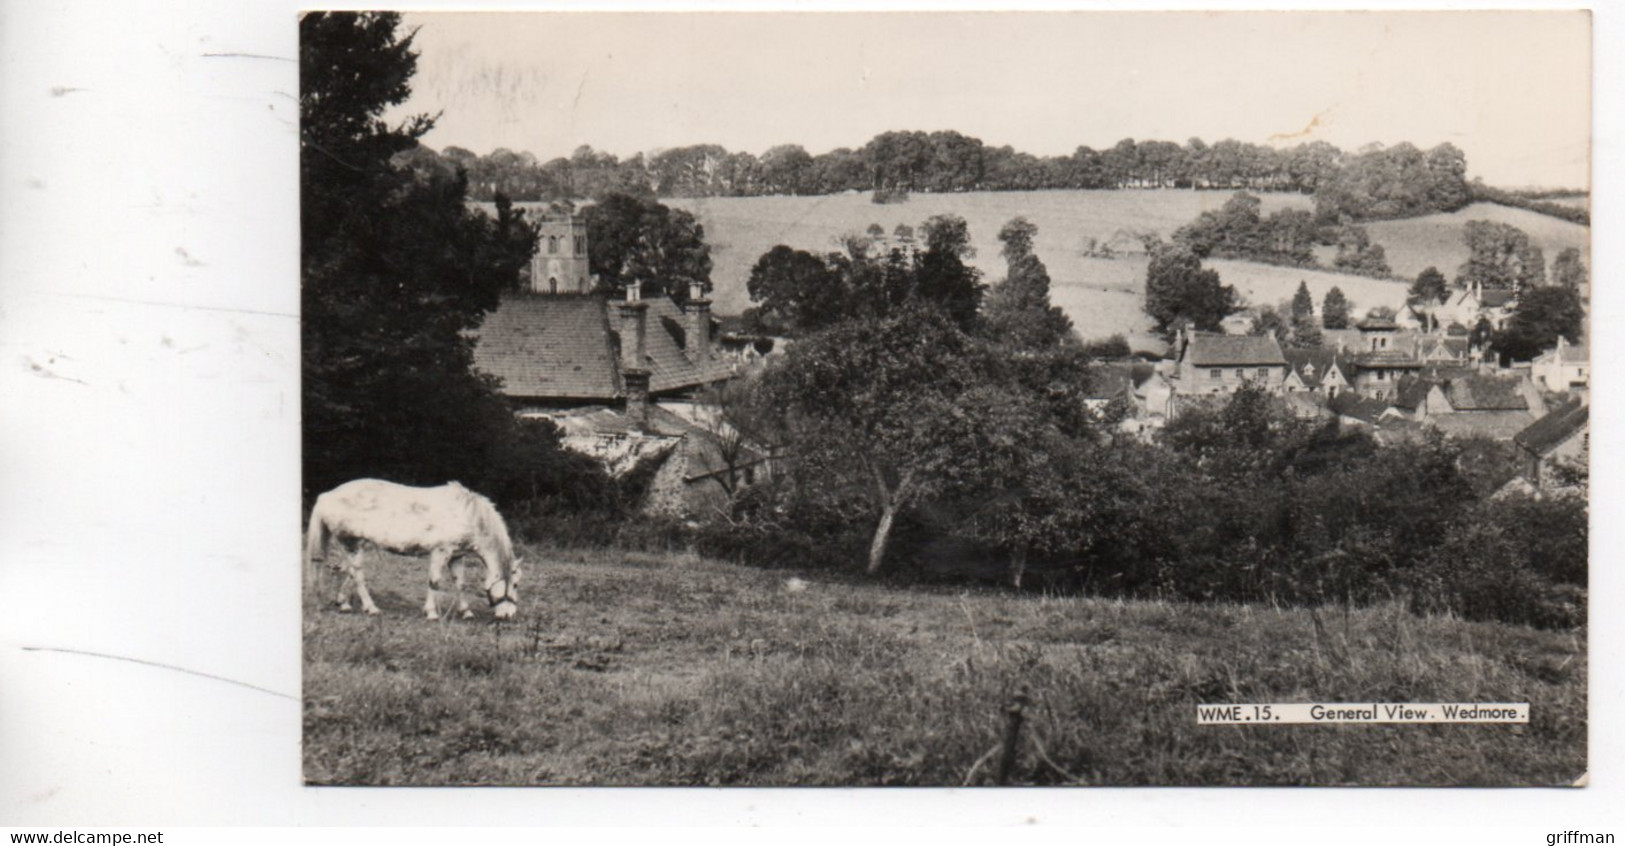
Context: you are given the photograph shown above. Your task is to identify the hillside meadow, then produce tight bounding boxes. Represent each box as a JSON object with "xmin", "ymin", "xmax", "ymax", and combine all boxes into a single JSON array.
[
  {"xmin": 304, "ymin": 546, "xmax": 1585, "ymax": 787},
  {"xmin": 668, "ymin": 191, "xmax": 1590, "ymax": 351},
  {"xmin": 1363, "ymin": 202, "xmax": 1590, "ymax": 281},
  {"xmin": 670, "ymin": 189, "xmax": 1322, "ymax": 350}
]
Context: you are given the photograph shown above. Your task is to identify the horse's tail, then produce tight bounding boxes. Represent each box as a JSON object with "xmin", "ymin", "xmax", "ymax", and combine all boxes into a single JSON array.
[{"xmin": 303, "ymin": 498, "xmax": 329, "ymax": 588}]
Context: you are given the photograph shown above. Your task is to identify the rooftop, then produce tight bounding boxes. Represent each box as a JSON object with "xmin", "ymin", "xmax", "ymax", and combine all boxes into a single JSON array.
[
  {"xmin": 1515, "ymin": 398, "xmax": 1588, "ymax": 456},
  {"xmin": 1445, "ymin": 374, "xmax": 1530, "ymax": 412},
  {"xmin": 1184, "ymin": 333, "xmax": 1286, "ymax": 367},
  {"xmin": 472, "ymin": 293, "xmax": 733, "ymax": 402},
  {"xmin": 1428, "ymin": 410, "xmax": 1536, "ymax": 441}
]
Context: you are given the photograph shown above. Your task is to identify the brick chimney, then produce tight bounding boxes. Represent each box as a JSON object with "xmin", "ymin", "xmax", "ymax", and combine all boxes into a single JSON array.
[
  {"xmin": 686, "ymin": 281, "xmax": 711, "ymax": 360},
  {"xmin": 617, "ymin": 283, "xmax": 651, "ymax": 430}
]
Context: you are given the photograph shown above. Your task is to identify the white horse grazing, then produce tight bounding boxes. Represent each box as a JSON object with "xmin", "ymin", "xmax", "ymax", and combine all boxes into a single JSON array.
[{"xmin": 305, "ymin": 479, "xmax": 522, "ymax": 620}]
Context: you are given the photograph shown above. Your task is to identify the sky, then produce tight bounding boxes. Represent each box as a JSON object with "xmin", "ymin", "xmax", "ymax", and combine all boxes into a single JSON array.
[{"xmin": 388, "ymin": 10, "xmax": 1591, "ymax": 189}]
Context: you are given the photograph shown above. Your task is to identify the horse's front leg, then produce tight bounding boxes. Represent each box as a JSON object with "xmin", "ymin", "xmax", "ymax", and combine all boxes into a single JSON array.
[
  {"xmin": 454, "ymin": 561, "xmax": 473, "ymax": 620},
  {"xmin": 424, "ymin": 548, "xmax": 452, "ymax": 620}
]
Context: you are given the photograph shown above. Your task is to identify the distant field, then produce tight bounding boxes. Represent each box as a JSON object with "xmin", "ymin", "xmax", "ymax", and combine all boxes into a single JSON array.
[
  {"xmin": 665, "ymin": 192, "xmax": 1585, "ymax": 349},
  {"xmin": 304, "ymin": 546, "xmax": 1586, "ymax": 787},
  {"xmin": 1364, "ymin": 202, "xmax": 1590, "ymax": 281},
  {"xmin": 669, "ymin": 189, "xmax": 1315, "ymax": 349}
]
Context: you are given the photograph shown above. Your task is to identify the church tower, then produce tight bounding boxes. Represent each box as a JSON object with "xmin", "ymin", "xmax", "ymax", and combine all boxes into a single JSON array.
[{"xmin": 529, "ymin": 212, "xmax": 592, "ymax": 295}]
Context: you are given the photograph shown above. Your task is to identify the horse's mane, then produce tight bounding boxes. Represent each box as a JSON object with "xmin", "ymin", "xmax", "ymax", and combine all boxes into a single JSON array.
[{"xmin": 448, "ymin": 480, "xmax": 516, "ymax": 573}]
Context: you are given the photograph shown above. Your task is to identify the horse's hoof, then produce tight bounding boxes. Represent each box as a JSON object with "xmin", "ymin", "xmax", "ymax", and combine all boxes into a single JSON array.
[
  {"xmin": 338, "ymin": 603, "xmax": 352, "ymax": 612},
  {"xmin": 460, "ymin": 609, "xmax": 474, "ymax": 620},
  {"xmin": 426, "ymin": 612, "xmax": 440, "ymax": 621},
  {"xmin": 364, "ymin": 607, "xmax": 381, "ymax": 617}
]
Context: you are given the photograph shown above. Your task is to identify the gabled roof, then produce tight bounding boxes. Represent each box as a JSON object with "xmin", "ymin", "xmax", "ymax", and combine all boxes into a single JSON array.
[
  {"xmin": 1479, "ymin": 289, "xmax": 1515, "ymax": 308},
  {"xmin": 643, "ymin": 298, "xmax": 737, "ymax": 392},
  {"xmin": 1283, "ymin": 348, "xmax": 1337, "ymax": 388},
  {"xmin": 1357, "ymin": 315, "xmax": 1399, "ymax": 331},
  {"xmin": 473, "ymin": 295, "xmax": 620, "ymax": 399},
  {"xmin": 1515, "ymin": 398, "xmax": 1588, "ymax": 456},
  {"xmin": 1417, "ymin": 336, "xmax": 1470, "ymax": 361},
  {"xmin": 1445, "ymin": 375, "xmax": 1529, "ymax": 411},
  {"xmin": 1327, "ymin": 392, "xmax": 1394, "ymax": 424},
  {"xmin": 1392, "ymin": 376, "xmax": 1442, "ymax": 412},
  {"xmin": 1184, "ymin": 333, "xmax": 1286, "ymax": 367},
  {"xmin": 1533, "ymin": 342, "xmax": 1589, "ymax": 365},
  {"xmin": 473, "ymin": 292, "xmax": 732, "ymax": 402}
]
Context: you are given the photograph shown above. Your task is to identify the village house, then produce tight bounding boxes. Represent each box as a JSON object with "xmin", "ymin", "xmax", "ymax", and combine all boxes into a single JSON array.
[
  {"xmin": 1530, "ymin": 336, "xmax": 1589, "ymax": 393},
  {"xmin": 468, "ymin": 210, "xmax": 755, "ymax": 516},
  {"xmin": 1341, "ymin": 314, "xmax": 1425, "ymax": 399},
  {"xmin": 1172, "ymin": 330, "xmax": 1288, "ymax": 398},
  {"xmin": 1390, "ymin": 370, "xmax": 1545, "ymax": 441},
  {"xmin": 1432, "ymin": 281, "xmax": 1517, "ymax": 332},
  {"xmin": 1281, "ymin": 348, "xmax": 1353, "ymax": 397},
  {"xmin": 1086, "ymin": 361, "xmax": 1175, "ymax": 422},
  {"xmin": 1512, "ymin": 396, "xmax": 1589, "ymax": 490}
]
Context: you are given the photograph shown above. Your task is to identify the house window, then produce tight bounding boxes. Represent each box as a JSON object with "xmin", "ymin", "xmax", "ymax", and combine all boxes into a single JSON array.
[
  {"xmin": 575, "ymin": 236, "xmax": 586, "ymax": 255},
  {"xmin": 1235, "ymin": 368, "xmax": 1245, "ymax": 380},
  {"xmin": 548, "ymin": 235, "xmax": 559, "ymax": 254},
  {"xmin": 1257, "ymin": 368, "xmax": 1268, "ymax": 380},
  {"xmin": 1210, "ymin": 369, "xmax": 1221, "ymax": 380}
]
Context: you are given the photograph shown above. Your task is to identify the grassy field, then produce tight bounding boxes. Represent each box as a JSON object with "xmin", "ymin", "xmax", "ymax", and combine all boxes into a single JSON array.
[
  {"xmin": 668, "ymin": 190, "xmax": 1547, "ymax": 351},
  {"xmin": 304, "ymin": 545, "xmax": 1586, "ymax": 787},
  {"xmin": 1364, "ymin": 202, "xmax": 1590, "ymax": 281}
]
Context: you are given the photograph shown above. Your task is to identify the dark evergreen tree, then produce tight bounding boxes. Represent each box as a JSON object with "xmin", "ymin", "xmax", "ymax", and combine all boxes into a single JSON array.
[{"xmin": 301, "ymin": 12, "xmax": 541, "ymax": 497}]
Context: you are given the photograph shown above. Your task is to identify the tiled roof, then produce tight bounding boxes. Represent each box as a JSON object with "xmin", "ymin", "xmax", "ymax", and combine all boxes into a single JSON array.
[
  {"xmin": 473, "ymin": 293, "xmax": 732, "ymax": 402},
  {"xmin": 1534, "ymin": 342, "xmax": 1589, "ymax": 365},
  {"xmin": 1417, "ymin": 336, "xmax": 1470, "ymax": 361},
  {"xmin": 1428, "ymin": 411, "xmax": 1535, "ymax": 441},
  {"xmin": 1327, "ymin": 392, "xmax": 1393, "ymax": 424},
  {"xmin": 643, "ymin": 298, "xmax": 736, "ymax": 392},
  {"xmin": 1283, "ymin": 348, "xmax": 1337, "ymax": 387},
  {"xmin": 1185, "ymin": 333, "xmax": 1286, "ymax": 367},
  {"xmin": 1480, "ymin": 289, "xmax": 1515, "ymax": 308},
  {"xmin": 1515, "ymin": 398, "xmax": 1588, "ymax": 456},
  {"xmin": 1445, "ymin": 375, "xmax": 1529, "ymax": 411},
  {"xmin": 1392, "ymin": 376, "xmax": 1441, "ymax": 412},
  {"xmin": 472, "ymin": 295, "xmax": 619, "ymax": 400}
]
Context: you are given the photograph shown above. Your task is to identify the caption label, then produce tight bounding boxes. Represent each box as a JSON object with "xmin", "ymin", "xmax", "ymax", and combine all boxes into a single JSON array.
[{"xmin": 1197, "ymin": 702, "xmax": 1530, "ymax": 725}]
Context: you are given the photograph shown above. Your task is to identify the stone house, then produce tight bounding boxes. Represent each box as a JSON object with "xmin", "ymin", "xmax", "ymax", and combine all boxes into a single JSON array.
[
  {"xmin": 472, "ymin": 279, "xmax": 752, "ymax": 516},
  {"xmin": 1513, "ymin": 397, "xmax": 1588, "ymax": 489},
  {"xmin": 1172, "ymin": 331, "xmax": 1288, "ymax": 397},
  {"xmin": 1530, "ymin": 337, "xmax": 1589, "ymax": 393},
  {"xmin": 1281, "ymin": 348, "xmax": 1353, "ymax": 397}
]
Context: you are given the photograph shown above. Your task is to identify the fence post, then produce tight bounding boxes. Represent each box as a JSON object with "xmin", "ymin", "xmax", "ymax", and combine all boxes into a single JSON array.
[{"xmin": 995, "ymin": 689, "xmax": 1031, "ymax": 786}]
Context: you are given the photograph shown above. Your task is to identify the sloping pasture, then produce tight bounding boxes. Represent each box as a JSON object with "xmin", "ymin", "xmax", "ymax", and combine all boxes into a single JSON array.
[{"xmin": 304, "ymin": 546, "xmax": 1585, "ymax": 787}]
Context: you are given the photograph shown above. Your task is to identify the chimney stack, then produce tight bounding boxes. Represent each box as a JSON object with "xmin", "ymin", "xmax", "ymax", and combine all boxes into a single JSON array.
[
  {"xmin": 686, "ymin": 281, "xmax": 712, "ymax": 360},
  {"xmin": 617, "ymin": 282, "xmax": 651, "ymax": 430}
]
